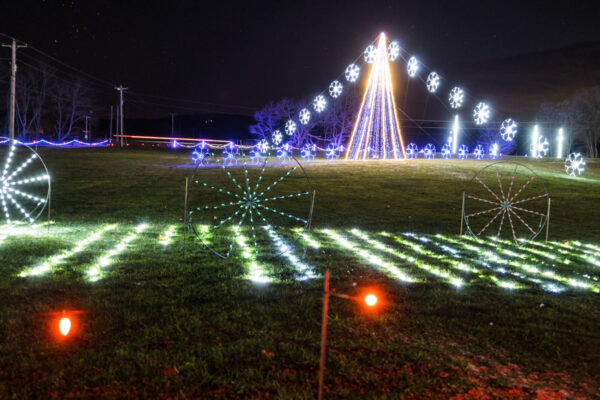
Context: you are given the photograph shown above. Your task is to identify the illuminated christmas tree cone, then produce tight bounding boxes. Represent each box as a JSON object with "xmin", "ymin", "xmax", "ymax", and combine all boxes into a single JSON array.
[{"xmin": 345, "ymin": 33, "xmax": 407, "ymax": 160}]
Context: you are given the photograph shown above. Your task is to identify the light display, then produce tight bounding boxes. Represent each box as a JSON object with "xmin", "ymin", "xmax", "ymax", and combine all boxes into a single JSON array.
[
  {"xmin": 277, "ymin": 143, "xmax": 292, "ymax": 161},
  {"xmin": 301, "ymin": 143, "xmax": 316, "ymax": 160},
  {"xmin": 313, "ymin": 95, "xmax": 327, "ymax": 113},
  {"xmin": 463, "ymin": 162, "xmax": 549, "ymax": 244},
  {"xmin": 232, "ymin": 226, "xmax": 270, "ymax": 283},
  {"xmin": 489, "ymin": 143, "xmax": 499, "ymax": 159},
  {"xmin": 530, "ymin": 125, "xmax": 539, "ymax": 158},
  {"xmin": 345, "ymin": 63, "xmax": 360, "ymax": 82},
  {"xmin": 441, "ymin": 144, "xmax": 451, "ymax": 159},
  {"xmin": 473, "ymin": 102, "xmax": 490, "ymax": 125},
  {"xmin": 364, "ymin": 45, "xmax": 377, "ymax": 63},
  {"xmin": 1, "ymin": 140, "xmax": 50, "ymax": 224},
  {"xmin": 556, "ymin": 128, "xmax": 564, "ymax": 159},
  {"xmin": 222, "ymin": 143, "xmax": 240, "ymax": 165},
  {"xmin": 0, "ymin": 138, "xmax": 108, "ymax": 147},
  {"xmin": 452, "ymin": 115, "xmax": 460, "ymax": 154},
  {"xmin": 426, "ymin": 72, "xmax": 440, "ymax": 93},
  {"xmin": 458, "ymin": 145, "xmax": 469, "ymax": 160},
  {"xmin": 387, "ymin": 41, "xmax": 400, "ymax": 61},
  {"xmin": 449, "ymin": 87, "xmax": 464, "ymax": 109},
  {"xmin": 191, "ymin": 142, "xmax": 211, "ymax": 165},
  {"xmin": 159, "ymin": 225, "xmax": 177, "ymax": 246},
  {"xmin": 473, "ymin": 144, "xmax": 485, "ymax": 160},
  {"xmin": 423, "ymin": 143, "xmax": 436, "ymax": 159},
  {"xmin": 531, "ymin": 136, "xmax": 549, "ymax": 158},
  {"xmin": 325, "ymin": 143, "xmax": 343, "ymax": 160},
  {"xmin": 262, "ymin": 225, "xmax": 316, "ymax": 281},
  {"xmin": 565, "ymin": 153, "xmax": 585, "ymax": 176},
  {"xmin": 328, "ymin": 80, "xmax": 343, "ymax": 98},
  {"xmin": 500, "ymin": 119, "xmax": 517, "ymax": 142},
  {"xmin": 407, "ymin": 56, "xmax": 419, "ymax": 77},
  {"xmin": 257, "ymin": 139, "xmax": 270, "ymax": 154},
  {"xmin": 345, "ymin": 33, "xmax": 406, "ymax": 160},
  {"xmin": 299, "ymin": 108, "xmax": 311, "ymax": 125},
  {"xmin": 271, "ymin": 130, "xmax": 283, "ymax": 146},
  {"xmin": 285, "ymin": 119, "xmax": 297, "ymax": 136},
  {"xmin": 406, "ymin": 143, "xmax": 418, "ymax": 159}
]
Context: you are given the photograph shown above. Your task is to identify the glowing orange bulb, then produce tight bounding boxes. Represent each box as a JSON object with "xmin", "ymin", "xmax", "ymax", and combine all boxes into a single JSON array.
[
  {"xmin": 365, "ymin": 294, "xmax": 377, "ymax": 306},
  {"xmin": 59, "ymin": 317, "xmax": 71, "ymax": 336}
]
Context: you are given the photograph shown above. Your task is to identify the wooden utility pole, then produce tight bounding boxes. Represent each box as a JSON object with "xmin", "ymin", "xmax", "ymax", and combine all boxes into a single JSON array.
[
  {"xmin": 115, "ymin": 85, "xmax": 128, "ymax": 147},
  {"xmin": 2, "ymin": 39, "xmax": 27, "ymax": 142}
]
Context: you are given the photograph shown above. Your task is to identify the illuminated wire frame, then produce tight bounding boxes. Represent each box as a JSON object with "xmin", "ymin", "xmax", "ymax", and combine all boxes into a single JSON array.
[
  {"xmin": 345, "ymin": 64, "xmax": 360, "ymax": 83},
  {"xmin": 489, "ymin": 143, "xmax": 499, "ymax": 160},
  {"xmin": 285, "ymin": 120, "xmax": 297, "ymax": 136},
  {"xmin": 300, "ymin": 143, "xmax": 316, "ymax": 161},
  {"xmin": 313, "ymin": 95, "xmax": 327, "ymax": 113},
  {"xmin": 188, "ymin": 151, "xmax": 313, "ymax": 259},
  {"xmin": 407, "ymin": 56, "xmax": 419, "ymax": 77},
  {"xmin": 426, "ymin": 72, "xmax": 440, "ymax": 93},
  {"xmin": 423, "ymin": 143, "xmax": 436, "ymax": 159},
  {"xmin": 192, "ymin": 142, "xmax": 211, "ymax": 165},
  {"xmin": 458, "ymin": 145, "xmax": 469, "ymax": 160},
  {"xmin": 531, "ymin": 136, "xmax": 549, "ymax": 158},
  {"xmin": 298, "ymin": 108, "xmax": 311, "ymax": 125},
  {"xmin": 500, "ymin": 119, "xmax": 518, "ymax": 141},
  {"xmin": 329, "ymin": 80, "xmax": 343, "ymax": 98},
  {"xmin": 325, "ymin": 143, "xmax": 344, "ymax": 160},
  {"xmin": 441, "ymin": 144, "xmax": 451, "ymax": 159},
  {"xmin": 388, "ymin": 41, "xmax": 400, "ymax": 61},
  {"xmin": 473, "ymin": 144, "xmax": 485, "ymax": 160},
  {"xmin": 449, "ymin": 87, "xmax": 464, "ymax": 109},
  {"xmin": 277, "ymin": 143, "xmax": 292, "ymax": 162},
  {"xmin": 565, "ymin": 153, "xmax": 585, "ymax": 176},
  {"xmin": 473, "ymin": 102, "xmax": 490, "ymax": 125},
  {"xmin": 463, "ymin": 161, "xmax": 549, "ymax": 244},
  {"xmin": 406, "ymin": 143, "xmax": 419, "ymax": 159},
  {"xmin": 364, "ymin": 45, "xmax": 377, "ymax": 63},
  {"xmin": 0, "ymin": 138, "xmax": 50, "ymax": 224},
  {"xmin": 271, "ymin": 130, "xmax": 283, "ymax": 146},
  {"xmin": 222, "ymin": 143, "xmax": 240, "ymax": 165}
]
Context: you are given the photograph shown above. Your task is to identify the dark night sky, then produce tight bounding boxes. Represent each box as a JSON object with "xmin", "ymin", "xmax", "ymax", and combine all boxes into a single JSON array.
[{"xmin": 2, "ymin": 0, "xmax": 600, "ymax": 118}]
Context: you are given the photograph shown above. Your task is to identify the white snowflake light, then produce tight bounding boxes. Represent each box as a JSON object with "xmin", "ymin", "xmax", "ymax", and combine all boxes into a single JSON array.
[
  {"xmin": 489, "ymin": 142, "xmax": 499, "ymax": 159},
  {"xmin": 271, "ymin": 130, "xmax": 283, "ymax": 146},
  {"xmin": 364, "ymin": 45, "xmax": 377, "ymax": 63},
  {"xmin": 345, "ymin": 63, "xmax": 360, "ymax": 83},
  {"xmin": 407, "ymin": 56, "xmax": 419, "ymax": 77},
  {"xmin": 313, "ymin": 95, "xmax": 327, "ymax": 113},
  {"xmin": 473, "ymin": 102, "xmax": 490, "ymax": 125},
  {"xmin": 406, "ymin": 143, "xmax": 418, "ymax": 159},
  {"xmin": 500, "ymin": 118, "xmax": 518, "ymax": 141},
  {"xmin": 449, "ymin": 87, "xmax": 464, "ymax": 109},
  {"xmin": 441, "ymin": 144, "xmax": 451, "ymax": 159},
  {"xmin": 426, "ymin": 72, "xmax": 440, "ymax": 93},
  {"xmin": 257, "ymin": 139, "xmax": 270, "ymax": 153},
  {"xmin": 565, "ymin": 153, "xmax": 585, "ymax": 176},
  {"xmin": 473, "ymin": 144, "xmax": 485, "ymax": 160},
  {"xmin": 329, "ymin": 80, "xmax": 343, "ymax": 98},
  {"xmin": 531, "ymin": 136, "xmax": 549, "ymax": 158},
  {"xmin": 388, "ymin": 41, "xmax": 400, "ymax": 61},
  {"xmin": 458, "ymin": 144, "xmax": 469, "ymax": 160},
  {"xmin": 298, "ymin": 108, "xmax": 311, "ymax": 125},
  {"xmin": 423, "ymin": 143, "xmax": 436, "ymax": 159},
  {"xmin": 284, "ymin": 120, "xmax": 296, "ymax": 136}
]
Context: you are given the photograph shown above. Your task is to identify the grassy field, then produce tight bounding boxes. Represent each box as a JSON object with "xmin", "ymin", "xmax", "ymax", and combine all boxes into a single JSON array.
[{"xmin": 1, "ymin": 148, "xmax": 599, "ymax": 399}]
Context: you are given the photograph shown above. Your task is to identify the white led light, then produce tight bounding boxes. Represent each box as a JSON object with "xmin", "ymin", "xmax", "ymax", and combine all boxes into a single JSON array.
[
  {"xmin": 473, "ymin": 102, "xmax": 490, "ymax": 125},
  {"xmin": 449, "ymin": 87, "xmax": 464, "ymax": 109},
  {"xmin": 388, "ymin": 41, "xmax": 400, "ymax": 61},
  {"xmin": 284, "ymin": 120, "xmax": 296, "ymax": 136},
  {"xmin": 313, "ymin": 95, "xmax": 327, "ymax": 113},
  {"xmin": 407, "ymin": 56, "xmax": 419, "ymax": 77},
  {"xmin": 364, "ymin": 45, "xmax": 377, "ymax": 63},
  {"xmin": 500, "ymin": 119, "xmax": 518, "ymax": 141},
  {"xmin": 328, "ymin": 80, "xmax": 343, "ymax": 98},
  {"xmin": 298, "ymin": 108, "xmax": 311, "ymax": 125},
  {"xmin": 345, "ymin": 63, "xmax": 360, "ymax": 82},
  {"xmin": 426, "ymin": 72, "xmax": 440, "ymax": 93}
]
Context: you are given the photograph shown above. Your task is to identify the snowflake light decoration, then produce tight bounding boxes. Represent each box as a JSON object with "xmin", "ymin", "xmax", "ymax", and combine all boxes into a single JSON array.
[
  {"xmin": 300, "ymin": 143, "xmax": 316, "ymax": 161},
  {"xmin": 489, "ymin": 143, "xmax": 499, "ymax": 159},
  {"xmin": 423, "ymin": 143, "xmax": 436, "ymax": 159},
  {"xmin": 222, "ymin": 143, "xmax": 240, "ymax": 165},
  {"xmin": 565, "ymin": 153, "xmax": 585, "ymax": 176},
  {"xmin": 458, "ymin": 144, "xmax": 469, "ymax": 160},
  {"xmin": 192, "ymin": 142, "xmax": 211, "ymax": 165},
  {"xmin": 277, "ymin": 142, "xmax": 292, "ymax": 162},
  {"xmin": 271, "ymin": 130, "xmax": 283, "ymax": 146},
  {"xmin": 407, "ymin": 56, "xmax": 419, "ymax": 77},
  {"xmin": 364, "ymin": 45, "xmax": 377, "ymax": 63},
  {"xmin": 441, "ymin": 144, "xmax": 451, "ymax": 159},
  {"xmin": 449, "ymin": 87, "xmax": 464, "ymax": 109},
  {"xmin": 345, "ymin": 63, "xmax": 360, "ymax": 83},
  {"xmin": 285, "ymin": 120, "xmax": 297, "ymax": 136},
  {"xmin": 530, "ymin": 136, "xmax": 549, "ymax": 158},
  {"xmin": 426, "ymin": 72, "xmax": 440, "ymax": 93},
  {"xmin": 473, "ymin": 144, "xmax": 485, "ymax": 160},
  {"xmin": 500, "ymin": 119, "xmax": 518, "ymax": 141},
  {"xmin": 406, "ymin": 143, "xmax": 418, "ymax": 159},
  {"xmin": 329, "ymin": 80, "xmax": 343, "ymax": 98},
  {"xmin": 326, "ymin": 143, "xmax": 343, "ymax": 160},
  {"xmin": 473, "ymin": 102, "xmax": 490, "ymax": 125},
  {"xmin": 0, "ymin": 141, "xmax": 50, "ymax": 224},
  {"xmin": 257, "ymin": 139, "xmax": 270, "ymax": 154},
  {"xmin": 388, "ymin": 41, "xmax": 400, "ymax": 61},
  {"xmin": 298, "ymin": 108, "xmax": 311, "ymax": 125},
  {"xmin": 313, "ymin": 95, "xmax": 327, "ymax": 113}
]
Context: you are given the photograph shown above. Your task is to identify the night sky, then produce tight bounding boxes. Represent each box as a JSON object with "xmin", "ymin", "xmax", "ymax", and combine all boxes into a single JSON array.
[{"xmin": 2, "ymin": 0, "xmax": 600, "ymax": 118}]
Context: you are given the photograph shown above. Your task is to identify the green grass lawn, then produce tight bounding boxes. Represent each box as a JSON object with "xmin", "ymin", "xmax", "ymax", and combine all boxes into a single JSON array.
[{"xmin": 1, "ymin": 148, "xmax": 600, "ymax": 399}]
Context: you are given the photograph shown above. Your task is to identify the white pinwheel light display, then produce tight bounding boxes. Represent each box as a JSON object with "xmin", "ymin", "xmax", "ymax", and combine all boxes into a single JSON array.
[
  {"xmin": 473, "ymin": 102, "xmax": 490, "ymax": 125},
  {"xmin": 407, "ymin": 56, "xmax": 419, "ymax": 77},
  {"xmin": 329, "ymin": 80, "xmax": 343, "ymax": 98},
  {"xmin": 449, "ymin": 87, "xmax": 464, "ymax": 109},
  {"xmin": 388, "ymin": 41, "xmax": 400, "ymax": 61},
  {"xmin": 364, "ymin": 45, "xmax": 377, "ymax": 63},
  {"xmin": 565, "ymin": 153, "xmax": 585, "ymax": 177},
  {"xmin": 345, "ymin": 63, "xmax": 360, "ymax": 83},
  {"xmin": 500, "ymin": 119, "xmax": 518, "ymax": 141},
  {"xmin": 313, "ymin": 95, "xmax": 327, "ymax": 113},
  {"xmin": 0, "ymin": 139, "xmax": 50, "ymax": 224},
  {"xmin": 285, "ymin": 120, "xmax": 297, "ymax": 136},
  {"xmin": 426, "ymin": 72, "xmax": 440, "ymax": 93},
  {"xmin": 298, "ymin": 108, "xmax": 311, "ymax": 125}
]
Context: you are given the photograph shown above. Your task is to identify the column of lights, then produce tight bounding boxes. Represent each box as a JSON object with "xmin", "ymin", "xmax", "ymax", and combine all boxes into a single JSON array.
[
  {"xmin": 531, "ymin": 124, "xmax": 539, "ymax": 158},
  {"xmin": 452, "ymin": 115, "xmax": 460, "ymax": 154},
  {"xmin": 159, "ymin": 225, "xmax": 177, "ymax": 246},
  {"xmin": 556, "ymin": 128, "xmax": 564, "ymax": 159},
  {"xmin": 86, "ymin": 223, "xmax": 148, "ymax": 282},
  {"xmin": 292, "ymin": 227, "xmax": 321, "ymax": 249},
  {"xmin": 233, "ymin": 226, "xmax": 270, "ymax": 283},
  {"xmin": 19, "ymin": 225, "xmax": 118, "ymax": 277},
  {"xmin": 345, "ymin": 33, "xmax": 406, "ymax": 160},
  {"xmin": 262, "ymin": 225, "xmax": 316, "ymax": 281}
]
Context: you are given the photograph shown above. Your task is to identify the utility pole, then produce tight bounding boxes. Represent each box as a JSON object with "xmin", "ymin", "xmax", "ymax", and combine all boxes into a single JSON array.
[
  {"xmin": 171, "ymin": 113, "xmax": 175, "ymax": 137},
  {"xmin": 83, "ymin": 115, "xmax": 90, "ymax": 141},
  {"xmin": 115, "ymin": 85, "xmax": 128, "ymax": 147},
  {"xmin": 2, "ymin": 39, "xmax": 27, "ymax": 143},
  {"xmin": 109, "ymin": 105, "xmax": 113, "ymax": 143}
]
